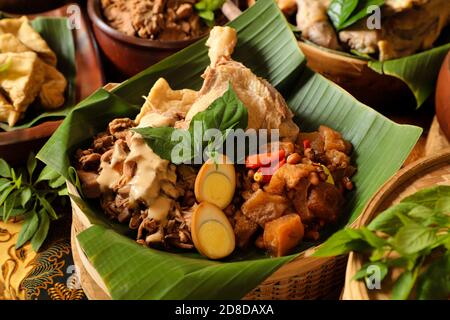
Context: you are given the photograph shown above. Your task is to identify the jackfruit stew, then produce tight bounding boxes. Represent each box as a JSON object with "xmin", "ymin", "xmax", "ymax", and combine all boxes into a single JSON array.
[
  {"xmin": 276, "ymin": 0, "xmax": 450, "ymax": 61},
  {"xmin": 100, "ymin": 0, "xmax": 216, "ymax": 41},
  {"xmin": 0, "ymin": 17, "xmax": 67, "ymax": 127},
  {"xmin": 74, "ymin": 26, "xmax": 356, "ymax": 259}
]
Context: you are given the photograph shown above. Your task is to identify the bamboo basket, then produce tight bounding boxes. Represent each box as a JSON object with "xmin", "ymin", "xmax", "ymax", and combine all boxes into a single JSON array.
[
  {"xmin": 70, "ymin": 189, "xmax": 347, "ymax": 300},
  {"xmin": 341, "ymin": 149, "xmax": 450, "ymax": 300},
  {"xmin": 69, "ymin": 83, "xmax": 350, "ymax": 300}
]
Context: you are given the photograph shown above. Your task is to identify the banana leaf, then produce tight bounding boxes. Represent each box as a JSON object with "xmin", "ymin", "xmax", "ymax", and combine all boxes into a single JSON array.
[
  {"xmin": 0, "ymin": 17, "xmax": 76, "ymax": 131},
  {"xmin": 37, "ymin": 0, "xmax": 422, "ymax": 300},
  {"xmin": 368, "ymin": 42, "xmax": 450, "ymax": 108}
]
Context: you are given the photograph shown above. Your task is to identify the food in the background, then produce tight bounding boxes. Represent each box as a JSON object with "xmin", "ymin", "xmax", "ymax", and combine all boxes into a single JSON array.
[
  {"xmin": 296, "ymin": 0, "xmax": 341, "ymax": 50},
  {"xmin": 74, "ymin": 26, "xmax": 355, "ymax": 259},
  {"xmin": 100, "ymin": 0, "xmax": 212, "ymax": 41},
  {"xmin": 191, "ymin": 202, "xmax": 236, "ymax": 259},
  {"xmin": 0, "ymin": 17, "xmax": 67, "ymax": 127},
  {"xmin": 295, "ymin": 0, "xmax": 450, "ymax": 60}
]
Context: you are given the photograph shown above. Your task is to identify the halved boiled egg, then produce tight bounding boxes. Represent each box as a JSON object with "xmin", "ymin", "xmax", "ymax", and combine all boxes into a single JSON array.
[
  {"xmin": 191, "ymin": 202, "xmax": 236, "ymax": 260},
  {"xmin": 194, "ymin": 155, "xmax": 236, "ymax": 209}
]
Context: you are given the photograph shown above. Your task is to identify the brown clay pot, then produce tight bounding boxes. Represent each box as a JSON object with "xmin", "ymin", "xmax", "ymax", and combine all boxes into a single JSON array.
[
  {"xmin": 435, "ymin": 50, "xmax": 450, "ymax": 140},
  {"xmin": 298, "ymin": 41, "xmax": 415, "ymax": 110},
  {"xmin": 87, "ymin": 0, "xmax": 207, "ymax": 77}
]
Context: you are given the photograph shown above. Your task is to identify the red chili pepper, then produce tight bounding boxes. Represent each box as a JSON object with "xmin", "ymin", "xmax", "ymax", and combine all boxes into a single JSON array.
[
  {"xmin": 256, "ymin": 159, "xmax": 286, "ymax": 183},
  {"xmin": 303, "ymin": 139, "xmax": 311, "ymax": 150},
  {"xmin": 245, "ymin": 149, "xmax": 285, "ymax": 169}
]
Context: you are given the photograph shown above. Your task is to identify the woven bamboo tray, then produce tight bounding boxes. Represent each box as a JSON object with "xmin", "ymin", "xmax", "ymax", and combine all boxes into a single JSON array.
[{"xmin": 341, "ymin": 149, "xmax": 450, "ymax": 300}]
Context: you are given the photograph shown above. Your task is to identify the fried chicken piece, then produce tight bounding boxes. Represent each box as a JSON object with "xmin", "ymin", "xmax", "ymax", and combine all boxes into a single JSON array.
[{"xmin": 184, "ymin": 26, "xmax": 300, "ymax": 141}]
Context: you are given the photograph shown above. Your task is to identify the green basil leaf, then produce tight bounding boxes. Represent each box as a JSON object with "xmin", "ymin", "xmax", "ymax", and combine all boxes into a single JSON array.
[
  {"xmin": 391, "ymin": 270, "xmax": 415, "ymax": 300},
  {"xmin": 38, "ymin": 196, "xmax": 58, "ymax": 220},
  {"xmin": 395, "ymin": 211, "xmax": 418, "ymax": 226},
  {"xmin": 195, "ymin": 0, "xmax": 225, "ymax": 12},
  {"xmin": 133, "ymin": 126, "xmax": 180, "ymax": 162},
  {"xmin": 20, "ymin": 187, "xmax": 33, "ymax": 208},
  {"xmin": 327, "ymin": 0, "xmax": 359, "ymax": 30},
  {"xmin": 0, "ymin": 207, "xmax": 27, "ymax": 219},
  {"xmin": 415, "ymin": 253, "xmax": 450, "ymax": 300},
  {"xmin": 388, "ymin": 257, "xmax": 412, "ymax": 269},
  {"xmin": 3, "ymin": 190, "xmax": 19, "ymax": 222},
  {"xmin": 0, "ymin": 158, "xmax": 11, "ymax": 178},
  {"xmin": 313, "ymin": 228, "xmax": 370, "ymax": 257},
  {"xmin": 425, "ymin": 212, "xmax": 450, "ymax": 228},
  {"xmin": 406, "ymin": 205, "xmax": 434, "ymax": 222},
  {"xmin": 14, "ymin": 174, "xmax": 22, "ymax": 189},
  {"xmin": 58, "ymin": 187, "xmax": 69, "ymax": 197},
  {"xmin": 15, "ymin": 212, "xmax": 39, "ymax": 249},
  {"xmin": 339, "ymin": 0, "xmax": 385, "ymax": 31},
  {"xmin": 48, "ymin": 175, "xmax": 66, "ymax": 189},
  {"xmin": 360, "ymin": 227, "xmax": 387, "ymax": 248},
  {"xmin": 369, "ymin": 247, "xmax": 387, "ymax": 262},
  {"xmin": 368, "ymin": 203, "xmax": 416, "ymax": 235},
  {"xmin": 434, "ymin": 197, "xmax": 450, "ymax": 214},
  {"xmin": 0, "ymin": 184, "xmax": 15, "ymax": 207},
  {"xmin": 402, "ymin": 185, "xmax": 450, "ymax": 209},
  {"xmin": 26, "ymin": 152, "xmax": 37, "ymax": 180},
  {"xmin": 198, "ymin": 10, "xmax": 214, "ymax": 23},
  {"xmin": 35, "ymin": 165, "xmax": 60, "ymax": 184},
  {"xmin": 31, "ymin": 209, "xmax": 50, "ymax": 252},
  {"xmin": 0, "ymin": 179, "xmax": 12, "ymax": 193},
  {"xmin": 392, "ymin": 224, "xmax": 437, "ymax": 256},
  {"xmin": 189, "ymin": 83, "xmax": 248, "ymax": 135}
]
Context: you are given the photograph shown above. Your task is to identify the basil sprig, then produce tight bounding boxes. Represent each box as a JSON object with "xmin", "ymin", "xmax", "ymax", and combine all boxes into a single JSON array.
[
  {"xmin": 133, "ymin": 84, "xmax": 248, "ymax": 164},
  {"xmin": 328, "ymin": 0, "xmax": 384, "ymax": 31},
  {"xmin": 0, "ymin": 153, "xmax": 68, "ymax": 251},
  {"xmin": 314, "ymin": 185, "xmax": 450, "ymax": 300},
  {"xmin": 195, "ymin": 0, "xmax": 226, "ymax": 27}
]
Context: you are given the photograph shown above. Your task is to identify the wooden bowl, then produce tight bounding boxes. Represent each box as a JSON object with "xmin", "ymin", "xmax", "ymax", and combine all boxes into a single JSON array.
[
  {"xmin": 342, "ymin": 149, "xmax": 450, "ymax": 300},
  {"xmin": 435, "ymin": 51, "xmax": 450, "ymax": 140},
  {"xmin": 298, "ymin": 41, "xmax": 415, "ymax": 110},
  {"xmin": 87, "ymin": 0, "xmax": 207, "ymax": 77},
  {"xmin": 0, "ymin": 3, "xmax": 104, "ymax": 165}
]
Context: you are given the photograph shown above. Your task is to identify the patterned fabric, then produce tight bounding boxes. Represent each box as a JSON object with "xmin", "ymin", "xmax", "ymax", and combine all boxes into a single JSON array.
[{"xmin": 0, "ymin": 218, "xmax": 86, "ymax": 300}]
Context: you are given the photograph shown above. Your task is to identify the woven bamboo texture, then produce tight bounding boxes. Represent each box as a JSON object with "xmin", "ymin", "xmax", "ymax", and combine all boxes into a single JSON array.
[{"xmin": 342, "ymin": 149, "xmax": 450, "ymax": 300}]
